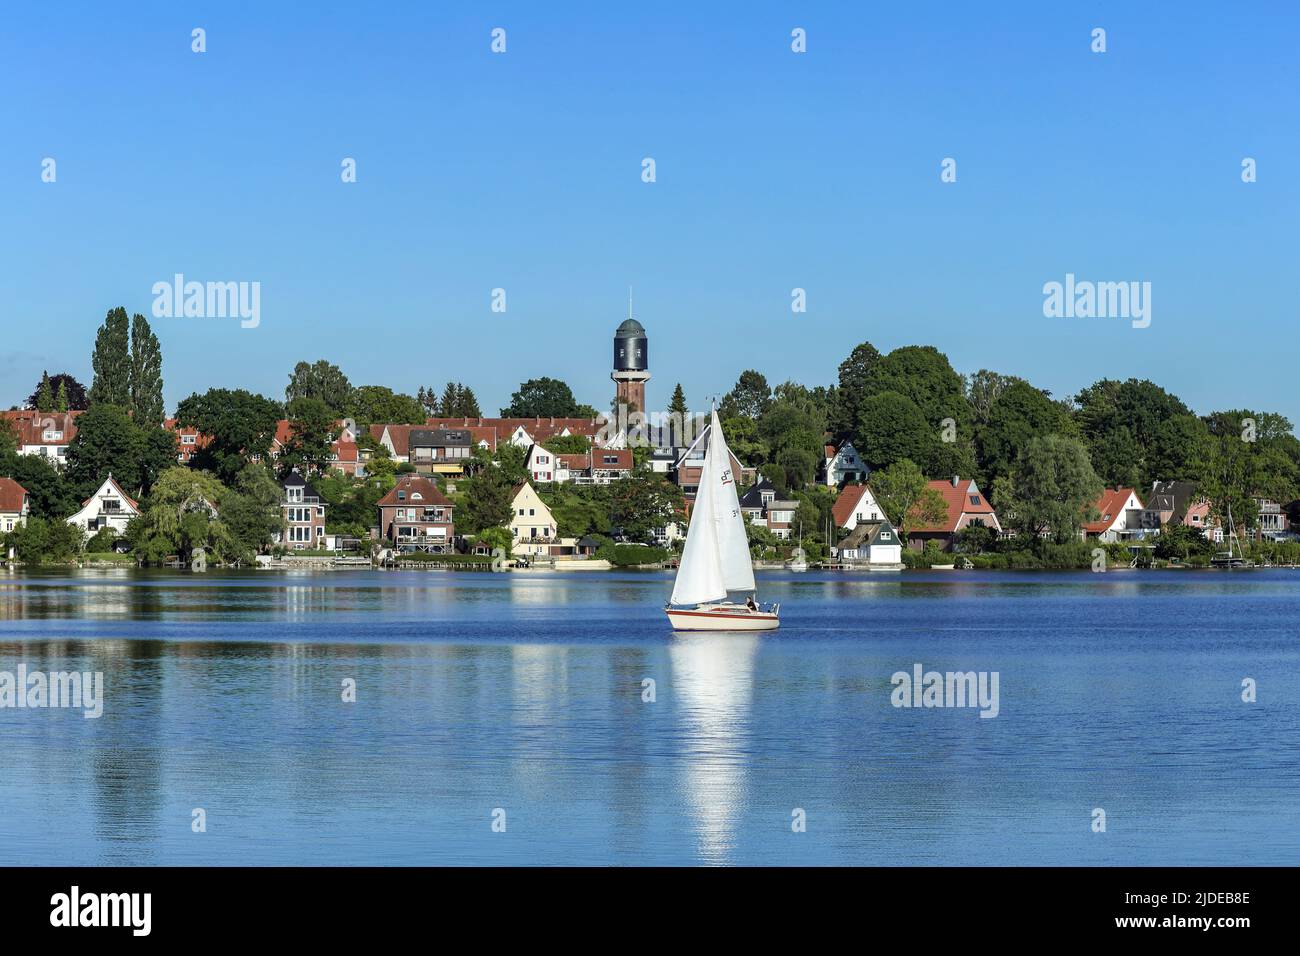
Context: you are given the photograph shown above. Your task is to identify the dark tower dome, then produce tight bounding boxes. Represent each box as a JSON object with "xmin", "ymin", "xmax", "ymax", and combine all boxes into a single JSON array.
[{"xmin": 613, "ymin": 319, "xmax": 648, "ymax": 371}]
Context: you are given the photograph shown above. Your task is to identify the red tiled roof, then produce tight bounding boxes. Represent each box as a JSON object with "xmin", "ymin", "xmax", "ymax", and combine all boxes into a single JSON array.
[
  {"xmin": 591, "ymin": 448, "xmax": 632, "ymax": 470},
  {"xmin": 557, "ymin": 453, "xmax": 589, "ymax": 471},
  {"xmin": 376, "ymin": 475, "xmax": 451, "ymax": 508},
  {"xmin": 0, "ymin": 410, "xmax": 82, "ymax": 445},
  {"xmin": 333, "ymin": 440, "xmax": 358, "ymax": 463},
  {"xmin": 1082, "ymin": 487, "xmax": 1141, "ymax": 533},
  {"xmin": 81, "ymin": 476, "xmax": 139, "ymax": 511},
  {"xmin": 909, "ymin": 478, "xmax": 997, "ymax": 533},
  {"xmin": 425, "ymin": 417, "xmax": 602, "ymax": 440},
  {"xmin": 832, "ymin": 483, "xmax": 874, "ymax": 528},
  {"xmin": 0, "ymin": 477, "xmax": 28, "ymax": 513}
]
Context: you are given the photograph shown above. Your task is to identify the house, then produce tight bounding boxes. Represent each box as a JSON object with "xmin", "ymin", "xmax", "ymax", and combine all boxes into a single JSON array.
[
  {"xmin": 1184, "ymin": 499, "xmax": 1220, "ymax": 541},
  {"xmin": 276, "ymin": 472, "xmax": 327, "ymax": 551},
  {"xmin": 673, "ymin": 423, "xmax": 746, "ymax": 500},
  {"xmin": 423, "ymin": 417, "xmax": 604, "ymax": 449},
  {"xmin": 765, "ymin": 499, "xmax": 800, "ymax": 540},
  {"xmin": 0, "ymin": 478, "xmax": 30, "ymax": 534},
  {"xmin": 832, "ymin": 483, "xmax": 888, "ymax": 531},
  {"xmin": 835, "ymin": 518, "xmax": 903, "ymax": 566},
  {"xmin": 165, "ymin": 418, "xmax": 211, "ymax": 464},
  {"xmin": 1, "ymin": 410, "xmax": 81, "ymax": 468},
  {"xmin": 376, "ymin": 475, "xmax": 454, "ymax": 553},
  {"xmin": 822, "ymin": 441, "xmax": 867, "ymax": 487},
  {"xmin": 1142, "ymin": 480, "xmax": 1197, "ymax": 530},
  {"xmin": 1082, "ymin": 487, "xmax": 1146, "ymax": 542},
  {"xmin": 67, "ymin": 475, "xmax": 141, "ymax": 535},
  {"xmin": 526, "ymin": 444, "xmax": 559, "ymax": 483},
  {"xmin": 907, "ymin": 476, "xmax": 1001, "ymax": 551},
  {"xmin": 1253, "ymin": 497, "xmax": 1289, "ymax": 540},
  {"xmin": 509, "ymin": 482, "xmax": 558, "ymax": 557},
  {"xmin": 738, "ymin": 478, "xmax": 777, "ymax": 525},
  {"xmin": 368, "ymin": 423, "xmax": 496, "ymax": 471}
]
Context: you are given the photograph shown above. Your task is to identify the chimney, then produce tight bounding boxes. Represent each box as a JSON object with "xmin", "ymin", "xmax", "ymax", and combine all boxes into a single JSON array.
[{"xmin": 951, "ymin": 475, "xmax": 960, "ymax": 487}]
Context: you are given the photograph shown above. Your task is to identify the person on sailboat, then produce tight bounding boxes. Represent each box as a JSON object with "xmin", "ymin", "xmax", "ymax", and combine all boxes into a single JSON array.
[{"xmin": 745, "ymin": 596, "xmax": 757, "ymax": 612}]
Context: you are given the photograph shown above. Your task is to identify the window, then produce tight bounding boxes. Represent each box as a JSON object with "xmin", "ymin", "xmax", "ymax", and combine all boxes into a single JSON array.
[
  {"xmin": 182, "ymin": 435, "xmax": 196, "ymax": 445},
  {"xmin": 288, "ymin": 487, "xmax": 303, "ymax": 502},
  {"xmin": 518, "ymin": 508, "xmax": 524, "ymax": 516},
  {"xmin": 969, "ymin": 495, "xmax": 981, "ymax": 506},
  {"xmin": 411, "ymin": 493, "xmax": 422, "ymax": 500},
  {"xmin": 397, "ymin": 491, "xmax": 406, "ymax": 500},
  {"xmin": 881, "ymin": 532, "xmax": 891, "ymax": 540},
  {"xmin": 529, "ymin": 509, "xmax": 535, "ymax": 516}
]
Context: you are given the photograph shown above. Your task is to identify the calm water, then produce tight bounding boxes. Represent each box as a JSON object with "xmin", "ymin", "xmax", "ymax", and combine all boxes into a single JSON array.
[{"xmin": 1, "ymin": 567, "xmax": 1298, "ymax": 866}]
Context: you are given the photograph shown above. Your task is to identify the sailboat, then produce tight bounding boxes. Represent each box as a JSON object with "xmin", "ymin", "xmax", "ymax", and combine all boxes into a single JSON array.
[
  {"xmin": 1211, "ymin": 502, "xmax": 1250, "ymax": 568},
  {"xmin": 665, "ymin": 407, "xmax": 780, "ymax": 631}
]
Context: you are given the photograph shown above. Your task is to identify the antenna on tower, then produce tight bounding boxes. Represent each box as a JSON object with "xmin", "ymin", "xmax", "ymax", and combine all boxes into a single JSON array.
[{"xmin": 627, "ymin": 285, "xmax": 633, "ymax": 320}]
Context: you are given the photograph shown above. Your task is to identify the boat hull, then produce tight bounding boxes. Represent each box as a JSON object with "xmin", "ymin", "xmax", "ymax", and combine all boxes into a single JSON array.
[{"xmin": 665, "ymin": 603, "xmax": 780, "ymax": 631}]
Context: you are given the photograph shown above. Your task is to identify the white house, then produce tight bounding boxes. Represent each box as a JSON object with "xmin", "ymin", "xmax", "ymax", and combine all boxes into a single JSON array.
[
  {"xmin": 1082, "ymin": 487, "xmax": 1146, "ymax": 542},
  {"xmin": 823, "ymin": 441, "xmax": 867, "ymax": 487},
  {"xmin": 67, "ymin": 475, "xmax": 141, "ymax": 535},
  {"xmin": 832, "ymin": 483, "xmax": 888, "ymax": 531},
  {"xmin": 836, "ymin": 518, "xmax": 903, "ymax": 566},
  {"xmin": 526, "ymin": 444, "xmax": 559, "ymax": 483},
  {"xmin": 509, "ymin": 482, "xmax": 559, "ymax": 557}
]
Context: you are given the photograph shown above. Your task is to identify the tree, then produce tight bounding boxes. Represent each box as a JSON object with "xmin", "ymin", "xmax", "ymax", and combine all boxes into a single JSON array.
[
  {"xmin": 853, "ymin": 391, "xmax": 933, "ymax": 471},
  {"xmin": 347, "ymin": 386, "xmax": 425, "ymax": 426},
  {"xmin": 279, "ymin": 397, "xmax": 340, "ymax": 476},
  {"xmin": 669, "ymin": 383, "xmax": 688, "ymax": 419},
  {"xmin": 0, "ymin": 451, "xmax": 77, "ymax": 518},
  {"xmin": 871, "ymin": 459, "xmax": 947, "ymax": 537},
  {"xmin": 175, "ymin": 388, "xmax": 284, "ymax": 483},
  {"xmin": 129, "ymin": 313, "xmax": 165, "ymax": 427},
  {"xmin": 864, "ymin": 346, "xmax": 969, "ymax": 431},
  {"xmin": 64, "ymin": 404, "xmax": 148, "ymax": 500},
  {"xmin": 610, "ymin": 474, "xmax": 684, "ymax": 541},
  {"xmin": 220, "ymin": 463, "xmax": 285, "ymax": 556},
  {"xmin": 457, "ymin": 471, "xmax": 514, "ymax": 535},
  {"xmin": 35, "ymin": 373, "xmax": 54, "ymax": 412},
  {"xmin": 975, "ymin": 380, "xmax": 1075, "ymax": 485},
  {"xmin": 1074, "ymin": 378, "xmax": 1194, "ymax": 488},
  {"xmin": 55, "ymin": 380, "xmax": 69, "ymax": 412},
  {"xmin": 830, "ymin": 341, "xmax": 882, "ymax": 441},
  {"xmin": 1198, "ymin": 410, "xmax": 1300, "ymax": 532},
  {"xmin": 27, "ymin": 373, "xmax": 87, "ymax": 411},
  {"xmin": 719, "ymin": 370, "xmax": 772, "ymax": 420},
  {"xmin": 88, "ymin": 307, "xmax": 132, "ymax": 407},
  {"xmin": 1003, "ymin": 434, "xmax": 1104, "ymax": 543},
  {"xmin": 501, "ymin": 378, "xmax": 580, "ymax": 418},
  {"xmin": 966, "ymin": 370, "xmax": 1025, "ymax": 428},
  {"xmin": 130, "ymin": 467, "xmax": 232, "ymax": 564},
  {"xmin": 286, "ymin": 360, "xmax": 353, "ymax": 415}
]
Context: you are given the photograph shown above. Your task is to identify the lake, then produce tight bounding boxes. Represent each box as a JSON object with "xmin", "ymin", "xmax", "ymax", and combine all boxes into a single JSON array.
[{"xmin": 1, "ymin": 567, "xmax": 1297, "ymax": 866}]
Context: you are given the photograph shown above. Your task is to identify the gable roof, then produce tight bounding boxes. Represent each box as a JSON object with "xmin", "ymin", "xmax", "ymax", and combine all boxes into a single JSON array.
[
  {"xmin": 376, "ymin": 475, "xmax": 451, "ymax": 508},
  {"xmin": 840, "ymin": 518, "xmax": 894, "ymax": 550},
  {"xmin": 1, "ymin": 410, "xmax": 82, "ymax": 446},
  {"xmin": 832, "ymin": 483, "xmax": 879, "ymax": 528},
  {"xmin": 909, "ymin": 478, "xmax": 997, "ymax": 533},
  {"xmin": 1083, "ymin": 487, "xmax": 1142, "ymax": 533},
  {"xmin": 739, "ymin": 478, "xmax": 776, "ymax": 510},
  {"xmin": 1148, "ymin": 480, "xmax": 1196, "ymax": 523},
  {"xmin": 81, "ymin": 475, "xmax": 140, "ymax": 512},
  {"xmin": 0, "ymin": 477, "xmax": 29, "ymax": 513},
  {"xmin": 281, "ymin": 471, "xmax": 323, "ymax": 499}
]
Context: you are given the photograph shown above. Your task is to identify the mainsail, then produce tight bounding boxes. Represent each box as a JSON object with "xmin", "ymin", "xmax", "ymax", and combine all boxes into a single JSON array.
[{"xmin": 669, "ymin": 408, "xmax": 757, "ymax": 605}]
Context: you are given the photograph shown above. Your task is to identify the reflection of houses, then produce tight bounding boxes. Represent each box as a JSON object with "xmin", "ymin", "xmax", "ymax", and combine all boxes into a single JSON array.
[
  {"xmin": 67, "ymin": 475, "xmax": 140, "ymax": 534},
  {"xmin": 276, "ymin": 472, "xmax": 327, "ymax": 551},
  {"xmin": 376, "ymin": 475, "xmax": 454, "ymax": 553},
  {"xmin": 1082, "ymin": 487, "xmax": 1146, "ymax": 542},
  {"xmin": 822, "ymin": 441, "xmax": 866, "ymax": 487},
  {"xmin": 0, "ymin": 478, "xmax": 30, "ymax": 534},
  {"xmin": 1, "ymin": 410, "xmax": 81, "ymax": 468},
  {"xmin": 907, "ymin": 477, "xmax": 1000, "ymax": 551}
]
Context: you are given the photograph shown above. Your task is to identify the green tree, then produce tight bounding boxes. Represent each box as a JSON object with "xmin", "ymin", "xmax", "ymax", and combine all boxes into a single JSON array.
[
  {"xmin": 1075, "ymin": 378, "xmax": 1194, "ymax": 488},
  {"xmin": 501, "ymin": 378, "xmax": 580, "ymax": 417},
  {"xmin": 131, "ymin": 467, "xmax": 231, "ymax": 564},
  {"xmin": 27, "ymin": 373, "xmax": 88, "ymax": 411},
  {"xmin": 830, "ymin": 341, "xmax": 882, "ymax": 441},
  {"xmin": 966, "ymin": 369, "xmax": 1025, "ymax": 428},
  {"xmin": 129, "ymin": 313, "xmax": 165, "ymax": 427},
  {"xmin": 975, "ymin": 380, "xmax": 1075, "ymax": 485},
  {"xmin": 279, "ymin": 396, "xmax": 340, "ymax": 476},
  {"xmin": 64, "ymin": 404, "xmax": 147, "ymax": 500},
  {"xmin": 286, "ymin": 360, "xmax": 353, "ymax": 415},
  {"xmin": 88, "ymin": 307, "xmax": 132, "ymax": 407},
  {"xmin": 719, "ymin": 370, "xmax": 772, "ymax": 420},
  {"xmin": 610, "ymin": 474, "xmax": 684, "ymax": 541},
  {"xmin": 457, "ymin": 471, "xmax": 514, "ymax": 534},
  {"xmin": 347, "ymin": 385, "xmax": 425, "ymax": 426},
  {"xmin": 35, "ymin": 372, "xmax": 54, "ymax": 412},
  {"xmin": 864, "ymin": 346, "xmax": 969, "ymax": 432},
  {"xmin": 853, "ymin": 391, "xmax": 932, "ymax": 471},
  {"xmin": 669, "ymin": 383, "xmax": 688, "ymax": 419},
  {"xmin": 1002, "ymin": 434, "xmax": 1104, "ymax": 543},
  {"xmin": 55, "ymin": 380, "xmax": 69, "ymax": 412},
  {"xmin": 175, "ymin": 388, "xmax": 284, "ymax": 483},
  {"xmin": 0, "ymin": 452, "xmax": 77, "ymax": 518},
  {"xmin": 871, "ymin": 459, "xmax": 948, "ymax": 538}
]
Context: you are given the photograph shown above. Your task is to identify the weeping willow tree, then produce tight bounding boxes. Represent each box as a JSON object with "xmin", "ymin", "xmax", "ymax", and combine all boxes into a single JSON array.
[{"xmin": 127, "ymin": 467, "xmax": 237, "ymax": 565}]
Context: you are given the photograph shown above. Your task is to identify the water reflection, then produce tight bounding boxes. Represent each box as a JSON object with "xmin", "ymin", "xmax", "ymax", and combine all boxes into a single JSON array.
[{"xmin": 668, "ymin": 634, "xmax": 759, "ymax": 865}]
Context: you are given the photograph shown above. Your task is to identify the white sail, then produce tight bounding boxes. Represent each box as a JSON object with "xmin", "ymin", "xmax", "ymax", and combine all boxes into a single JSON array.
[
  {"xmin": 708, "ymin": 408, "xmax": 757, "ymax": 594},
  {"xmin": 670, "ymin": 415, "xmax": 727, "ymax": 605}
]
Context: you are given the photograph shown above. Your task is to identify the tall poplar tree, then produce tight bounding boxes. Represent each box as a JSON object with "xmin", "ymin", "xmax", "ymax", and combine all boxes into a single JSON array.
[
  {"xmin": 130, "ymin": 313, "xmax": 165, "ymax": 427},
  {"xmin": 88, "ymin": 307, "xmax": 132, "ymax": 407}
]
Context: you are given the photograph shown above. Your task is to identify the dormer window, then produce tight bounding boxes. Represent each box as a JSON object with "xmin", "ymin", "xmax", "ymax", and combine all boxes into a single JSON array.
[
  {"xmin": 44, "ymin": 430, "xmax": 63, "ymax": 441},
  {"xmin": 411, "ymin": 493, "xmax": 423, "ymax": 500},
  {"xmin": 397, "ymin": 491, "xmax": 406, "ymax": 500}
]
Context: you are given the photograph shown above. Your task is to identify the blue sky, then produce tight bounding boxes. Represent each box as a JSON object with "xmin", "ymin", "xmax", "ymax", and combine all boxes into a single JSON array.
[{"xmin": 3, "ymin": 2, "xmax": 1297, "ymax": 422}]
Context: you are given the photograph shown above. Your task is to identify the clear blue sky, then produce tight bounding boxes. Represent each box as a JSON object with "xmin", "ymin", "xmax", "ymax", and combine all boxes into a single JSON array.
[{"xmin": 3, "ymin": 2, "xmax": 1297, "ymax": 422}]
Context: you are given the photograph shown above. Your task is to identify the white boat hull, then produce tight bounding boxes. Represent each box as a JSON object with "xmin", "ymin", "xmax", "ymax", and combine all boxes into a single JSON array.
[{"xmin": 666, "ymin": 603, "xmax": 780, "ymax": 631}]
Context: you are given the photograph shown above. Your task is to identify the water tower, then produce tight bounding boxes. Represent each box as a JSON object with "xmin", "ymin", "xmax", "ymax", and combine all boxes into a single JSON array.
[{"xmin": 612, "ymin": 312, "xmax": 650, "ymax": 413}]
